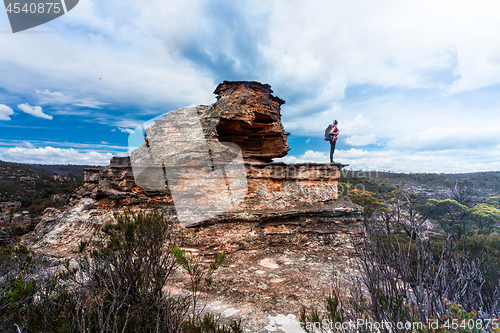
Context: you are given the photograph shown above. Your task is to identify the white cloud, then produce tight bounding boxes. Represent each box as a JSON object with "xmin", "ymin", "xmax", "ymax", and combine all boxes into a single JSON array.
[
  {"xmin": 115, "ymin": 119, "xmax": 144, "ymax": 130},
  {"xmin": 340, "ymin": 115, "xmax": 372, "ymax": 136},
  {"xmin": 35, "ymin": 89, "xmax": 64, "ymax": 99},
  {"xmin": 0, "ymin": 1, "xmax": 216, "ymax": 108},
  {"xmin": 2, "ymin": 0, "xmax": 500, "ymax": 104},
  {"xmin": 0, "ymin": 147, "xmax": 113, "ymax": 165},
  {"xmin": 283, "ymin": 112, "xmax": 374, "ymax": 138},
  {"xmin": 344, "ymin": 134, "xmax": 377, "ymax": 146},
  {"xmin": 17, "ymin": 104, "xmax": 53, "ymax": 120},
  {"xmin": 387, "ymin": 125, "xmax": 500, "ymax": 151},
  {"xmin": 276, "ymin": 150, "xmax": 330, "ymax": 164},
  {"xmin": 0, "ymin": 104, "xmax": 14, "ymax": 121},
  {"xmin": 73, "ymin": 101, "xmax": 109, "ymax": 108},
  {"xmin": 35, "ymin": 89, "xmax": 109, "ymax": 109},
  {"xmin": 267, "ymin": 0, "xmax": 500, "ymax": 95},
  {"xmin": 277, "ymin": 148, "xmax": 500, "ymax": 173},
  {"xmin": 119, "ymin": 128, "xmax": 134, "ymax": 134},
  {"xmin": 0, "ymin": 139, "xmax": 128, "ymax": 151}
]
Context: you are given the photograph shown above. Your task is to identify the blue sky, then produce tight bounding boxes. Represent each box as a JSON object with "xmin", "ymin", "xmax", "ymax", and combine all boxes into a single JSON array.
[{"xmin": 1, "ymin": 0, "xmax": 500, "ymax": 172}]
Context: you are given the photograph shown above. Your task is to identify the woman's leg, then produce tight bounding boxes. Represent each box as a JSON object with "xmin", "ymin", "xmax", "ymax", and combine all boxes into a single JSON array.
[{"xmin": 330, "ymin": 140, "xmax": 336, "ymax": 163}]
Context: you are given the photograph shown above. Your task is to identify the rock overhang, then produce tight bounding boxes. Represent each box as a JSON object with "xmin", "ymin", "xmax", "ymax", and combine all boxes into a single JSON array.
[{"xmin": 210, "ymin": 81, "xmax": 290, "ymax": 163}]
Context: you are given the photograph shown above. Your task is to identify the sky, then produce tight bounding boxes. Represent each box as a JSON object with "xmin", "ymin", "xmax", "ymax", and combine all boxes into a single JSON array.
[{"xmin": 1, "ymin": 0, "xmax": 500, "ymax": 173}]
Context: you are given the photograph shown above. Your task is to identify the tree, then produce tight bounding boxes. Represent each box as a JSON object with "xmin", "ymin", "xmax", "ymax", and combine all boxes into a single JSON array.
[
  {"xmin": 484, "ymin": 196, "xmax": 500, "ymax": 209},
  {"xmin": 383, "ymin": 190, "xmax": 430, "ymax": 240},
  {"xmin": 170, "ymin": 246, "xmax": 225, "ymax": 320},
  {"xmin": 426, "ymin": 198, "xmax": 470, "ymax": 241},
  {"xmin": 445, "ymin": 179, "xmax": 476, "ymax": 207},
  {"xmin": 470, "ymin": 201, "xmax": 500, "ymax": 232},
  {"xmin": 348, "ymin": 189, "xmax": 386, "ymax": 227},
  {"xmin": 300, "ymin": 228, "xmax": 496, "ymax": 333},
  {"xmin": 76, "ymin": 209, "xmax": 178, "ymax": 332}
]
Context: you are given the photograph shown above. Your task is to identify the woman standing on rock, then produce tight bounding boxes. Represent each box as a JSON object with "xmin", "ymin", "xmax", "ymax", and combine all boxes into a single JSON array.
[{"xmin": 329, "ymin": 120, "xmax": 339, "ymax": 164}]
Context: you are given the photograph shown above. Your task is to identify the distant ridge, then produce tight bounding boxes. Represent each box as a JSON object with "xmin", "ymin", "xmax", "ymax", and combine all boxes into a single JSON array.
[
  {"xmin": 340, "ymin": 169, "xmax": 500, "ymax": 198},
  {"xmin": 0, "ymin": 161, "xmax": 92, "ymax": 215}
]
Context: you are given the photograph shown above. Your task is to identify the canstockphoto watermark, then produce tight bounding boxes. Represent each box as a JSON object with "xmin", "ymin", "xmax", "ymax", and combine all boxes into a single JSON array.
[
  {"xmin": 304, "ymin": 318, "xmax": 499, "ymax": 332},
  {"xmin": 338, "ymin": 169, "xmax": 380, "ymax": 195},
  {"xmin": 128, "ymin": 107, "xmax": 248, "ymax": 227},
  {"xmin": 304, "ymin": 319, "xmax": 424, "ymax": 332},
  {"xmin": 3, "ymin": 0, "xmax": 79, "ymax": 33}
]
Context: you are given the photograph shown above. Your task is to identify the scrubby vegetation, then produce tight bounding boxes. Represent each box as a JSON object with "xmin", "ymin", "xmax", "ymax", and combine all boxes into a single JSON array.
[
  {"xmin": 0, "ymin": 210, "xmax": 243, "ymax": 333},
  {"xmin": 0, "ymin": 161, "xmax": 87, "ymax": 215},
  {"xmin": 339, "ymin": 169, "xmax": 500, "ymax": 198},
  {"xmin": 300, "ymin": 176, "xmax": 500, "ymax": 332}
]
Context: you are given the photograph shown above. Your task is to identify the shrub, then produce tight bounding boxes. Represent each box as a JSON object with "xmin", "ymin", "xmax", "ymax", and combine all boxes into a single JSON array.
[
  {"xmin": 171, "ymin": 246, "xmax": 225, "ymax": 319},
  {"xmin": 300, "ymin": 228, "xmax": 500, "ymax": 332},
  {"xmin": 0, "ymin": 245, "xmax": 78, "ymax": 332}
]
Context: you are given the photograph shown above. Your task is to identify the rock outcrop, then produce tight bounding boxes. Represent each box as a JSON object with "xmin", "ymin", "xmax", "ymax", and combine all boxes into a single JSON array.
[
  {"xmin": 24, "ymin": 81, "xmax": 363, "ymax": 332},
  {"xmin": 213, "ymin": 81, "xmax": 289, "ymax": 162}
]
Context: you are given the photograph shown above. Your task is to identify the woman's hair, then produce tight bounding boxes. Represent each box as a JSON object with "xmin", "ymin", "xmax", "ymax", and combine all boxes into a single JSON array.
[{"xmin": 333, "ymin": 120, "xmax": 338, "ymax": 125}]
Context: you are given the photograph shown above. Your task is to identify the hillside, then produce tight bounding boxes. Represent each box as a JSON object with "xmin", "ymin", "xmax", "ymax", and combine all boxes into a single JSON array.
[
  {"xmin": 2, "ymin": 160, "xmax": 500, "ymax": 210},
  {"xmin": 339, "ymin": 169, "xmax": 500, "ymax": 199},
  {"xmin": 0, "ymin": 161, "xmax": 93, "ymax": 215}
]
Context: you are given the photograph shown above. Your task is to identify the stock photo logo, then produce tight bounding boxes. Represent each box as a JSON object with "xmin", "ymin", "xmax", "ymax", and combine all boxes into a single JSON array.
[
  {"xmin": 3, "ymin": 0, "xmax": 79, "ymax": 33},
  {"xmin": 128, "ymin": 107, "xmax": 248, "ymax": 227}
]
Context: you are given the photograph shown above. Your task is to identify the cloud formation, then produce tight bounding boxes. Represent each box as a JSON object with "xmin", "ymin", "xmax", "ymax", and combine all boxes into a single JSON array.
[
  {"xmin": 278, "ymin": 148, "xmax": 500, "ymax": 173},
  {"xmin": 0, "ymin": 104, "xmax": 14, "ymax": 121},
  {"xmin": 35, "ymin": 89, "xmax": 110, "ymax": 109},
  {"xmin": 0, "ymin": 147, "xmax": 113, "ymax": 165},
  {"xmin": 17, "ymin": 104, "xmax": 53, "ymax": 120},
  {"xmin": 344, "ymin": 134, "xmax": 377, "ymax": 147},
  {"xmin": 119, "ymin": 128, "xmax": 134, "ymax": 134},
  {"xmin": 387, "ymin": 125, "xmax": 500, "ymax": 151}
]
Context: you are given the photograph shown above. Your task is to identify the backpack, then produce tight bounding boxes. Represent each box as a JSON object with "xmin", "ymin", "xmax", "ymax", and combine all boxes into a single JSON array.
[{"xmin": 324, "ymin": 124, "xmax": 333, "ymax": 141}]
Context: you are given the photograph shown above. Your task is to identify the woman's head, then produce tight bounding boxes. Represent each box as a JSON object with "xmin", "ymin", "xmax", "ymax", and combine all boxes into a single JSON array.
[{"xmin": 333, "ymin": 120, "xmax": 338, "ymax": 126}]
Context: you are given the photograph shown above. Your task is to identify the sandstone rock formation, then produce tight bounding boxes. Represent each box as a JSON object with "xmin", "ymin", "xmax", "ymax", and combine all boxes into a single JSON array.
[
  {"xmin": 24, "ymin": 81, "xmax": 363, "ymax": 332},
  {"xmin": 212, "ymin": 81, "xmax": 289, "ymax": 162}
]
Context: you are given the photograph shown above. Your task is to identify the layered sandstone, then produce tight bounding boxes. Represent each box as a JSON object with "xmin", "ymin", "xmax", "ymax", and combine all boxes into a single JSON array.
[{"xmin": 212, "ymin": 81, "xmax": 289, "ymax": 162}]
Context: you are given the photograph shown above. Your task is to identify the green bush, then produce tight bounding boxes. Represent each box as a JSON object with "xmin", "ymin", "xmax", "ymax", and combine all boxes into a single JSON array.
[{"xmin": 0, "ymin": 245, "xmax": 78, "ymax": 332}]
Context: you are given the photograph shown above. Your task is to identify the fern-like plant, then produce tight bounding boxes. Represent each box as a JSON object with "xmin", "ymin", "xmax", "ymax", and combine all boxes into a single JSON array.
[{"xmin": 171, "ymin": 246, "xmax": 225, "ymax": 320}]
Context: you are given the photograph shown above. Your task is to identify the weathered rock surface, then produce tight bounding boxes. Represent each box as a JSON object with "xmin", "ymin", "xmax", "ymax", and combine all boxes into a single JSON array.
[
  {"xmin": 24, "ymin": 199, "xmax": 115, "ymax": 257},
  {"xmin": 212, "ymin": 81, "xmax": 289, "ymax": 162},
  {"xmin": 130, "ymin": 81, "xmax": 288, "ymax": 171},
  {"xmin": 23, "ymin": 81, "xmax": 363, "ymax": 332}
]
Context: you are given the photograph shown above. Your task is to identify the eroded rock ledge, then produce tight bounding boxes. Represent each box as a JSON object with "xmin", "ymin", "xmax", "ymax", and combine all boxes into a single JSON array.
[{"xmin": 213, "ymin": 81, "xmax": 289, "ymax": 162}]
